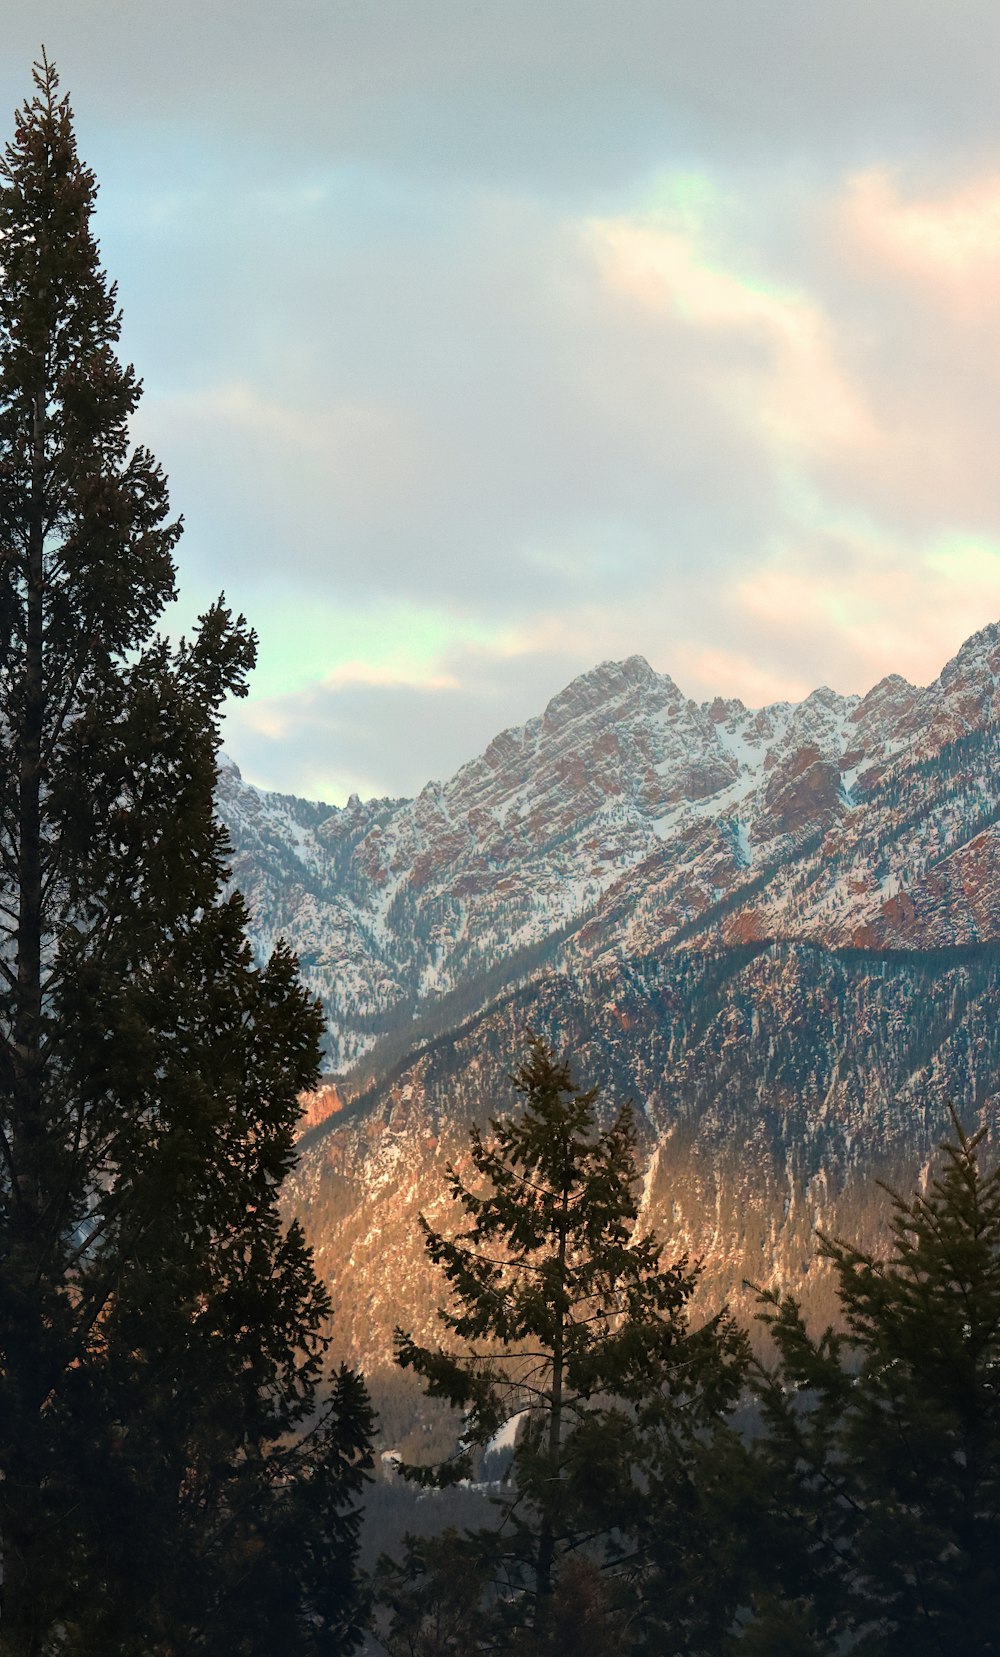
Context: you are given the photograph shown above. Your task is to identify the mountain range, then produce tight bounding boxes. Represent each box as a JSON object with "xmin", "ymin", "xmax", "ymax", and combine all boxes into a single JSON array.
[{"xmin": 217, "ymin": 622, "xmax": 1000, "ymax": 1369}]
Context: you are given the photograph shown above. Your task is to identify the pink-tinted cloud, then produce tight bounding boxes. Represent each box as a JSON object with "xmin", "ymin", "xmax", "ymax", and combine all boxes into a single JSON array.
[
  {"xmin": 840, "ymin": 168, "xmax": 1000, "ymax": 316},
  {"xmin": 731, "ymin": 527, "xmax": 1000, "ymax": 697},
  {"xmin": 585, "ymin": 211, "xmax": 881, "ymax": 466},
  {"xmin": 669, "ymin": 645, "xmax": 812, "ymax": 709},
  {"xmin": 9, "ymin": 5, "xmax": 1000, "ymax": 797}
]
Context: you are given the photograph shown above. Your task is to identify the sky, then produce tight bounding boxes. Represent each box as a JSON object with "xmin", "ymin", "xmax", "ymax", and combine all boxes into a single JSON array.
[{"xmin": 4, "ymin": 3, "xmax": 1000, "ymax": 803}]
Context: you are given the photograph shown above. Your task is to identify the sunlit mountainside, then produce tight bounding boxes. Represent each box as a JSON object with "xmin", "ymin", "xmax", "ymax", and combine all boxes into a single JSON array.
[{"xmin": 218, "ymin": 621, "xmax": 1000, "ymax": 1367}]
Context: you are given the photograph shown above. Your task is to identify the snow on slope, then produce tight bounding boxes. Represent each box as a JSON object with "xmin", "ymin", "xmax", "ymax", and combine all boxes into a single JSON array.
[{"xmin": 217, "ymin": 623, "xmax": 1000, "ymax": 1069}]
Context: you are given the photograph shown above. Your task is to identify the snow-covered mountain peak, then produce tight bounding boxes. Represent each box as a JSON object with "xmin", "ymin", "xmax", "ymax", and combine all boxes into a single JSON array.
[
  {"xmin": 259, "ymin": 622, "xmax": 1000, "ymax": 1374},
  {"xmin": 218, "ymin": 622, "xmax": 1000, "ymax": 1068},
  {"xmin": 937, "ymin": 619, "xmax": 1000, "ymax": 686},
  {"xmin": 540, "ymin": 654, "xmax": 670, "ymax": 728},
  {"xmin": 851, "ymin": 672, "xmax": 916, "ymax": 726}
]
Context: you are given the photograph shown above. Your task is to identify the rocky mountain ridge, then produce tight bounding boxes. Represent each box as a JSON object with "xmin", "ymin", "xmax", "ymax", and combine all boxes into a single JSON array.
[
  {"xmin": 218, "ymin": 622, "xmax": 1000, "ymax": 1073},
  {"xmin": 213, "ymin": 619, "xmax": 1000, "ymax": 1376}
]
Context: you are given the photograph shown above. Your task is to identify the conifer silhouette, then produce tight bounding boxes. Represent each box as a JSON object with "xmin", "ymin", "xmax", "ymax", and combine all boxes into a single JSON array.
[{"xmin": 0, "ymin": 56, "xmax": 371, "ymax": 1654}]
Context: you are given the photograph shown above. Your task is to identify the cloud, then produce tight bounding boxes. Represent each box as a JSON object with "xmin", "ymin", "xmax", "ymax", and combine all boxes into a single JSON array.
[
  {"xmin": 585, "ymin": 209, "xmax": 880, "ymax": 465},
  {"xmin": 222, "ymin": 641, "xmax": 588, "ymax": 801},
  {"xmin": 729, "ymin": 513, "xmax": 1000, "ymax": 697},
  {"xmin": 223, "ymin": 507, "xmax": 1000, "ymax": 802},
  {"xmin": 133, "ymin": 183, "xmax": 783, "ymax": 631},
  {"xmin": 841, "ymin": 170, "xmax": 1000, "ymax": 313},
  {"xmin": 12, "ymin": 0, "xmax": 1000, "ymax": 189},
  {"xmin": 136, "ymin": 162, "xmax": 1000, "ymax": 795},
  {"xmin": 7, "ymin": 5, "xmax": 1000, "ymax": 799}
]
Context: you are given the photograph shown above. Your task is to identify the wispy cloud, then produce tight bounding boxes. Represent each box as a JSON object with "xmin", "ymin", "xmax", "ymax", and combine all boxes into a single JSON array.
[
  {"xmin": 6, "ymin": 3, "xmax": 1000, "ymax": 798},
  {"xmin": 841, "ymin": 169, "xmax": 1000, "ymax": 313},
  {"xmin": 585, "ymin": 208, "xmax": 880, "ymax": 464}
]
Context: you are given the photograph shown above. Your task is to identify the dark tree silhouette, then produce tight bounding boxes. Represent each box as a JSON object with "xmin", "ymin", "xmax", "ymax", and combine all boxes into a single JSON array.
[
  {"xmin": 379, "ymin": 1036, "xmax": 747, "ymax": 1654},
  {"xmin": 744, "ymin": 1110, "xmax": 1000, "ymax": 1655},
  {"xmin": 0, "ymin": 56, "xmax": 371, "ymax": 1655}
]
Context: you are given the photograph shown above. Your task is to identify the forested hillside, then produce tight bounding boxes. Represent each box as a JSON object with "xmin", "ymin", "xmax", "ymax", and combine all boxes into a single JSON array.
[{"xmin": 290, "ymin": 938, "xmax": 1000, "ymax": 1368}]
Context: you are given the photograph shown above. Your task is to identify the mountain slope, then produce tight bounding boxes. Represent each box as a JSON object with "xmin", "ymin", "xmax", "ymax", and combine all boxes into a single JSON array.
[
  {"xmin": 289, "ymin": 938, "xmax": 1000, "ymax": 1368},
  {"xmin": 219, "ymin": 623, "xmax": 1000, "ymax": 1070},
  {"xmin": 213, "ymin": 620, "xmax": 1000, "ymax": 1374}
]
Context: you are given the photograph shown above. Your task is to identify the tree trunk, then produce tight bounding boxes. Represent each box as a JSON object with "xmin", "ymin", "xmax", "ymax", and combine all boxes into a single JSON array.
[
  {"xmin": 535, "ymin": 1179, "xmax": 569, "ymax": 1626},
  {"xmin": 3, "ymin": 383, "xmax": 49, "ymax": 1655}
]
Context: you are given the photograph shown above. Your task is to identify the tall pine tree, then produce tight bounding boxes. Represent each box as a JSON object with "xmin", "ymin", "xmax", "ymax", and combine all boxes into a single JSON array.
[
  {"xmin": 743, "ymin": 1111, "xmax": 1000, "ymax": 1655},
  {"xmin": 379, "ymin": 1036, "xmax": 747, "ymax": 1655},
  {"xmin": 0, "ymin": 55, "xmax": 371, "ymax": 1655}
]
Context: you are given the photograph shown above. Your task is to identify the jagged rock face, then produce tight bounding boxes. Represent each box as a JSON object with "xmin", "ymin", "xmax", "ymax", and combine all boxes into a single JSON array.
[
  {"xmin": 218, "ymin": 622, "xmax": 1000, "ymax": 1069},
  {"xmin": 289, "ymin": 940, "xmax": 1000, "ymax": 1371}
]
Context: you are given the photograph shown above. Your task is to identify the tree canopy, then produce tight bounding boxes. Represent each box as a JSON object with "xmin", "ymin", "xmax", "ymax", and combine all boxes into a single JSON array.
[
  {"xmin": 744, "ymin": 1109, "xmax": 1000, "ymax": 1655},
  {"xmin": 0, "ymin": 55, "xmax": 371, "ymax": 1655},
  {"xmin": 379, "ymin": 1036, "xmax": 748, "ymax": 1654}
]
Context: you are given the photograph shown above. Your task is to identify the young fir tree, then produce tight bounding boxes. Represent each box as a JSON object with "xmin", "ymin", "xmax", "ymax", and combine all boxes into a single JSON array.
[
  {"xmin": 743, "ymin": 1111, "xmax": 1000, "ymax": 1656},
  {"xmin": 378, "ymin": 1036, "xmax": 747, "ymax": 1655},
  {"xmin": 0, "ymin": 56, "xmax": 372, "ymax": 1655}
]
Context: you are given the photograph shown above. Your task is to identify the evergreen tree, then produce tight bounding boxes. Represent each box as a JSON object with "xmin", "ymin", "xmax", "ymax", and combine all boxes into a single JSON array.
[
  {"xmin": 0, "ymin": 56, "xmax": 372, "ymax": 1654},
  {"xmin": 744, "ymin": 1111, "xmax": 1000, "ymax": 1655},
  {"xmin": 378, "ymin": 1036, "xmax": 747, "ymax": 1655}
]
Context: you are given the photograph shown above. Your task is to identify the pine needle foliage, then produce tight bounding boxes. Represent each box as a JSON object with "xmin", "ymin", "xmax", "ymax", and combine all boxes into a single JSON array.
[
  {"xmin": 381, "ymin": 1035, "xmax": 747, "ymax": 1654},
  {"xmin": 0, "ymin": 56, "xmax": 372, "ymax": 1655},
  {"xmin": 745, "ymin": 1108, "xmax": 1000, "ymax": 1655}
]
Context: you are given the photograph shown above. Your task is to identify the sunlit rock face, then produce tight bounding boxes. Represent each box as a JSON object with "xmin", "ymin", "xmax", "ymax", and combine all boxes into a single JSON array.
[
  {"xmin": 219, "ymin": 625, "xmax": 1000, "ymax": 1373},
  {"xmin": 290, "ymin": 940, "xmax": 1000, "ymax": 1370}
]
